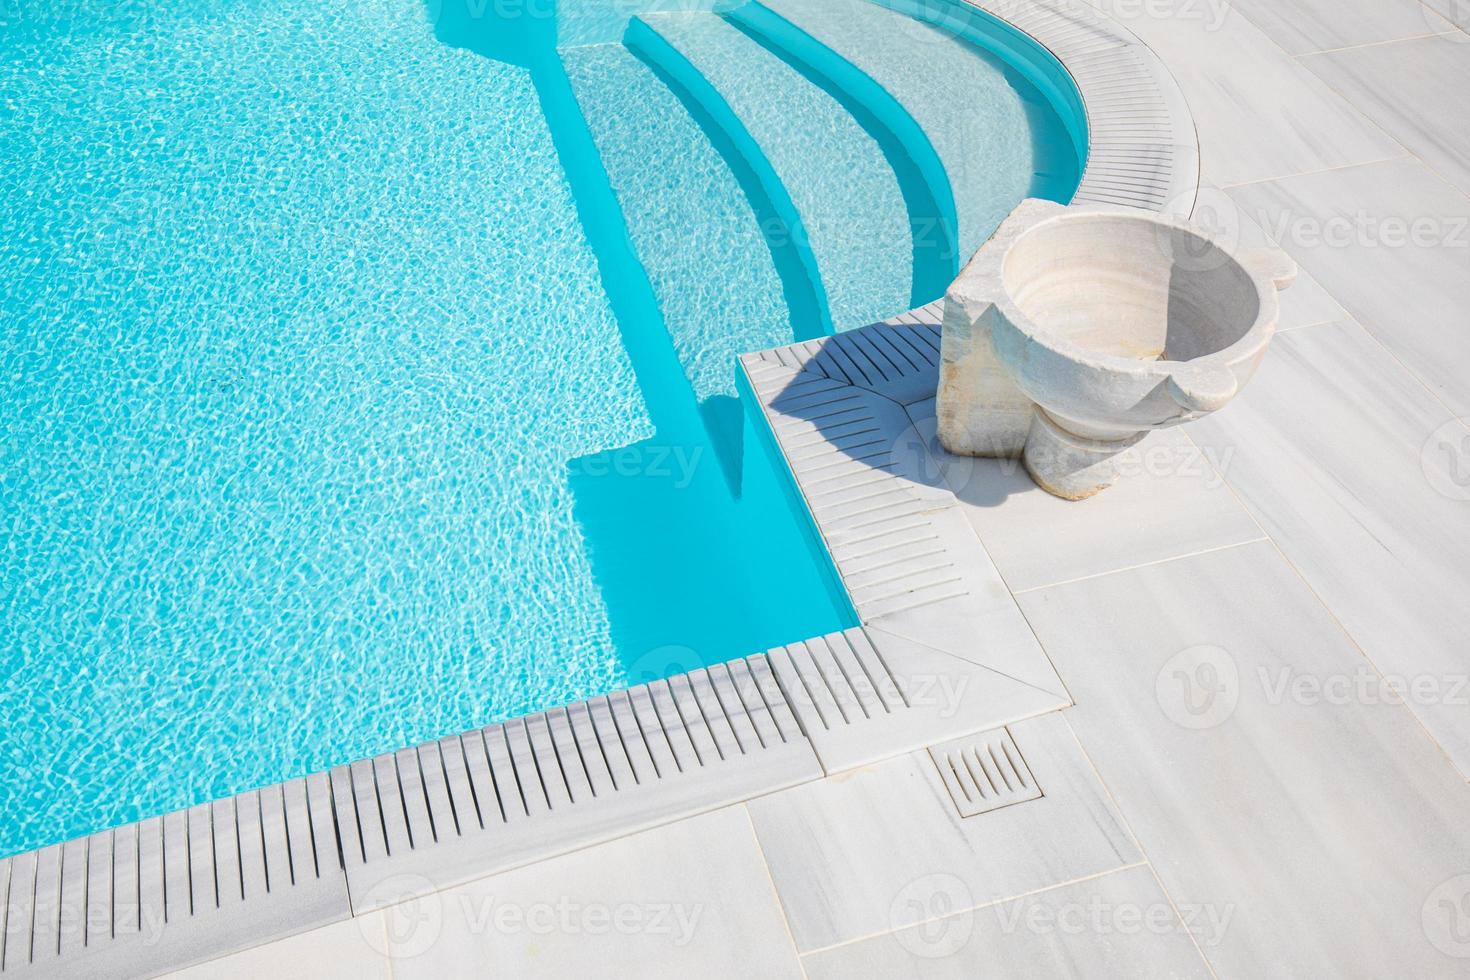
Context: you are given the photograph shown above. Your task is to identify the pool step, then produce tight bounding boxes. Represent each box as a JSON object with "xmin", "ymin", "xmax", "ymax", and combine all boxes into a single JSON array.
[
  {"xmin": 622, "ymin": 16, "xmax": 833, "ymax": 342},
  {"xmin": 722, "ymin": 1, "xmax": 959, "ymax": 304},
  {"xmin": 630, "ymin": 11, "xmax": 914, "ymax": 332},
  {"xmin": 560, "ymin": 42, "xmax": 816, "ymax": 456},
  {"xmin": 757, "ymin": 0, "xmax": 1084, "ymax": 261}
]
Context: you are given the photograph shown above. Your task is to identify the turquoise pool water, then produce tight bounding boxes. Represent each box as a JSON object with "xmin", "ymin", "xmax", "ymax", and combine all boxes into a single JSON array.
[{"xmin": 0, "ymin": 0, "xmax": 1083, "ymax": 855}]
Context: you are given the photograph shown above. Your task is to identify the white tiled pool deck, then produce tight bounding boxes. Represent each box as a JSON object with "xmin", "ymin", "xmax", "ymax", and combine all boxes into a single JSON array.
[{"xmin": 18, "ymin": 0, "xmax": 1470, "ymax": 976}]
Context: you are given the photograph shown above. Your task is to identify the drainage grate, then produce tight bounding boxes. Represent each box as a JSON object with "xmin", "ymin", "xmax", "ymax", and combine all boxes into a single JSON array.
[
  {"xmin": 0, "ymin": 774, "xmax": 348, "ymax": 978},
  {"xmin": 928, "ymin": 727, "xmax": 1042, "ymax": 817},
  {"xmin": 332, "ymin": 654, "xmax": 821, "ymax": 912}
]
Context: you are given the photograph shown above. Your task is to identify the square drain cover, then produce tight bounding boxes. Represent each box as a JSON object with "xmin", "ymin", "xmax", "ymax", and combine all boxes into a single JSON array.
[{"xmin": 928, "ymin": 727, "xmax": 1042, "ymax": 817}]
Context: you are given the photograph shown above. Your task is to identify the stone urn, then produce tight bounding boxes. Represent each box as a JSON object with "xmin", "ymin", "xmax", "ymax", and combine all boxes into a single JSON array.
[{"xmin": 937, "ymin": 199, "xmax": 1295, "ymax": 499}]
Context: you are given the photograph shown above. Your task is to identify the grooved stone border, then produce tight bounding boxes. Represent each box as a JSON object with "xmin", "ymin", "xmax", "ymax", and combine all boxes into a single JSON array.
[
  {"xmin": 965, "ymin": 0, "xmax": 1200, "ymax": 214},
  {"xmin": 0, "ymin": 2, "xmax": 1199, "ymax": 976}
]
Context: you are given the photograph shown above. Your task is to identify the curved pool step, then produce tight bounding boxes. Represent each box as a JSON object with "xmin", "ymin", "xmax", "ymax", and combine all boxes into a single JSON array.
[
  {"xmin": 623, "ymin": 17, "xmax": 833, "ymax": 344},
  {"xmin": 761, "ymin": 0, "xmax": 1085, "ymax": 263},
  {"xmin": 562, "ymin": 44, "xmax": 809, "ymax": 428},
  {"xmin": 724, "ymin": 1, "xmax": 959, "ymax": 306},
  {"xmin": 632, "ymin": 10, "xmax": 914, "ymax": 333}
]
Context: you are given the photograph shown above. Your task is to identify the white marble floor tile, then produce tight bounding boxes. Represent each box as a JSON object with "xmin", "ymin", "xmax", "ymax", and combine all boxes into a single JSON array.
[
  {"xmin": 1227, "ymin": 159, "xmax": 1470, "ymax": 415},
  {"xmin": 1018, "ymin": 541, "xmax": 1470, "ymax": 978},
  {"xmin": 384, "ymin": 805, "xmax": 802, "ymax": 979},
  {"xmin": 1226, "ymin": 0, "xmax": 1454, "ymax": 54},
  {"xmin": 1190, "ymin": 320, "xmax": 1470, "ymax": 773},
  {"xmin": 908, "ymin": 404, "xmax": 1263, "ymax": 592},
  {"xmin": 745, "ymin": 712, "xmax": 1140, "ymax": 952},
  {"xmin": 1082, "ymin": 0, "xmax": 1403, "ymax": 187},
  {"xmin": 1302, "ymin": 35, "xmax": 1470, "ymax": 197},
  {"xmin": 801, "ymin": 866, "xmax": 1212, "ymax": 979},
  {"xmin": 161, "ymin": 913, "xmax": 391, "ymax": 980}
]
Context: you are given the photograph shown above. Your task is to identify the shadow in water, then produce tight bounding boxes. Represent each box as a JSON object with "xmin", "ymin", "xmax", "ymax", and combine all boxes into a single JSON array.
[{"xmin": 422, "ymin": 0, "xmax": 854, "ymax": 676}]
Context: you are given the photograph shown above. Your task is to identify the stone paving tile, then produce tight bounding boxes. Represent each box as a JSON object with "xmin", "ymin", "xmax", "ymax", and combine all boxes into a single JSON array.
[
  {"xmin": 1227, "ymin": 158, "xmax": 1470, "ymax": 415},
  {"xmin": 384, "ymin": 805, "xmax": 803, "ymax": 979},
  {"xmin": 161, "ymin": 914, "xmax": 390, "ymax": 980},
  {"xmin": 1082, "ymin": 0, "xmax": 1403, "ymax": 188},
  {"xmin": 801, "ymin": 866, "xmax": 1212, "ymax": 979},
  {"xmin": 1226, "ymin": 0, "xmax": 1454, "ymax": 54},
  {"xmin": 1019, "ymin": 541, "xmax": 1470, "ymax": 977},
  {"xmin": 746, "ymin": 712, "xmax": 1139, "ymax": 952},
  {"xmin": 1190, "ymin": 320, "xmax": 1470, "ymax": 775},
  {"xmin": 1302, "ymin": 34, "xmax": 1470, "ymax": 197}
]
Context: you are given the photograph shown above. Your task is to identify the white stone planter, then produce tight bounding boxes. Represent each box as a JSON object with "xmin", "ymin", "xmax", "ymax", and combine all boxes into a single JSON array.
[{"xmin": 937, "ymin": 199, "xmax": 1296, "ymax": 499}]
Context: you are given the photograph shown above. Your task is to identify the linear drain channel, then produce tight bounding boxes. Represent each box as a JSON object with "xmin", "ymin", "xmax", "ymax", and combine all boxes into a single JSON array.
[{"xmin": 928, "ymin": 727, "xmax": 1041, "ymax": 817}]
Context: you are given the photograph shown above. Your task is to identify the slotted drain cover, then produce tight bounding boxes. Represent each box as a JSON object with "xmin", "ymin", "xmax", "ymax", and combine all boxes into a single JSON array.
[{"xmin": 928, "ymin": 727, "xmax": 1042, "ymax": 817}]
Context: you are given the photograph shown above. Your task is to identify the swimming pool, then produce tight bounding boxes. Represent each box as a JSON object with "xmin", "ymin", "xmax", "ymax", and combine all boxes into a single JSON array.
[{"xmin": 0, "ymin": 0, "xmax": 1084, "ymax": 856}]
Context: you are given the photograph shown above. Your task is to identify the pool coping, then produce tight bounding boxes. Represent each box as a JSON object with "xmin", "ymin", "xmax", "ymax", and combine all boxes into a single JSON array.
[
  {"xmin": 980, "ymin": 0, "xmax": 1200, "ymax": 215},
  {"xmin": 0, "ymin": 2, "xmax": 1199, "ymax": 976}
]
